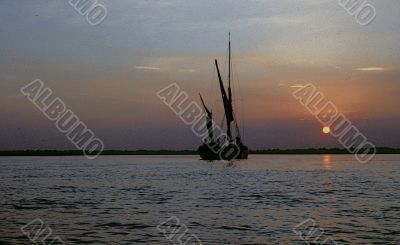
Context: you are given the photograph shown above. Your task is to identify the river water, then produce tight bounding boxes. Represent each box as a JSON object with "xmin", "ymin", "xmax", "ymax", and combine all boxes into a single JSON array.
[{"xmin": 0, "ymin": 155, "xmax": 399, "ymax": 244}]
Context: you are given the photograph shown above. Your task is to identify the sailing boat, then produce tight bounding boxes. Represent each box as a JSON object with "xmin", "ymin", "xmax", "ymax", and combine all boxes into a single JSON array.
[{"xmin": 198, "ymin": 33, "xmax": 248, "ymax": 160}]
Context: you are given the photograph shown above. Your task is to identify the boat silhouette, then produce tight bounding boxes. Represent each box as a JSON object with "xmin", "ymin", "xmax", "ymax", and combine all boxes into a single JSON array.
[{"xmin": 198, "ymin": 33, "xmax": 248, "ymax": 160}]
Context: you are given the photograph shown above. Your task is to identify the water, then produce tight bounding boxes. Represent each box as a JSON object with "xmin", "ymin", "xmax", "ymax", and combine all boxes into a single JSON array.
[{"xmin": 0, "ymin": 155, "xmax": 399, "ymax": 244}]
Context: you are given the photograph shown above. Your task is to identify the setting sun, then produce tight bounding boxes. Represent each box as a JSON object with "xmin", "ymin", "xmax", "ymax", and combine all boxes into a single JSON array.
[{"xmin": 323, "ymin": 126, "xmax": 331, "ymax": 134}]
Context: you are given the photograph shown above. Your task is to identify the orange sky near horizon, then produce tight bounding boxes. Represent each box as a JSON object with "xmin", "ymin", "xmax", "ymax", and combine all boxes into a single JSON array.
[{"xmin": 0, "ymin": 0, "xmax": 399, "ymax": 149}]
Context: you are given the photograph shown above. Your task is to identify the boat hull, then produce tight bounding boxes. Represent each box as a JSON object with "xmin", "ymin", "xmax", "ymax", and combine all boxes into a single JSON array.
[{"xmin": 198, "ymin": 143, "xmax": 248, "ymax": 160}]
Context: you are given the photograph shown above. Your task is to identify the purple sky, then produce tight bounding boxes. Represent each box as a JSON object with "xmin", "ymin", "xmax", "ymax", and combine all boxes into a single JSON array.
[{"xmin": 1, "ymin": 0, "xmax": 399, "ymax": 150}]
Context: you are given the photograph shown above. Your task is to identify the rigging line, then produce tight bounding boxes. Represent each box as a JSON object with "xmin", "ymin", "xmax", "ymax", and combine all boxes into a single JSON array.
[
  {"xmin": 241, "ymin": 90, "xmax": 245, "ymax": 141},
  {"xmin": 231, "ymin": 50, "xmax": 239, "ymax": 136},
  {"xmin": 230, "ymin": 44, "xmax": 238, "ymax": 139},
  {"xmin": 231, "ymin": 45, "xmax": 245, "ymax": 141},
  {"xmin": 220, "ymin": 115, "xmax": 226, "ymax": 131},
  {"xmin": 222, "ymin": 45, "xmax": 229, "ymax": 85},
  {"xmin": 234, "ymin": 54, "xmax": 244, "ymax": 140},
  {"xmin": 231, "ymin": 50, "xmax": 237, "ymax": 111},
  {"xmin": 233, "ymin": 111, "xmax": 241, "ymax": 138},
  {"xmin": 211, "ymin": 64, "xmax": 218, "ymax": 113}
]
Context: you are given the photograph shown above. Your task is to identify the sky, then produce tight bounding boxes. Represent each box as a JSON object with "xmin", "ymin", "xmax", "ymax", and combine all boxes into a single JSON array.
[{"xmin": 0, "ymin": 0, "xmax": 399, "ymax": 150}]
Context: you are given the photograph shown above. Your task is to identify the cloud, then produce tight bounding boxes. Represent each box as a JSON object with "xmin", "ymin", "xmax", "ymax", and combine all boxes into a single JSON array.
[
  {"xmin": 178, "ymin": 68, "xmax": 196, "ymax": 73},
  {"xmin": 290, "ymin": 84, "xmax": 306, "ymax": 88},
  {"xmin": 356, "ymin": 67, "xmax": 386, "ymax": 72},
  {"xmin": 134, "ymin": 66, "xmax": 161, "ymax": 71}
]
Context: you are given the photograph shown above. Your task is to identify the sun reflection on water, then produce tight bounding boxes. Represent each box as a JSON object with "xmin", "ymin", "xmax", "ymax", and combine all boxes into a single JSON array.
[{"xmin": 323, "ymin": 155, "xmax": 333, "ymax": 170}]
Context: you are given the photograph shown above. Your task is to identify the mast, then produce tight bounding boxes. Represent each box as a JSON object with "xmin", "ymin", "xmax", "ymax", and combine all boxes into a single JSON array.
[
  {"xmin": 229, "ymin": 32, "xmax": 231, "ymax": 90},
  {"xmin": 228, "ymin": 32, "xmax": 232, "ymax": 106},
  {"xmin": 228, "ymin": 32, "xmax": 233, "ymax": 141}
]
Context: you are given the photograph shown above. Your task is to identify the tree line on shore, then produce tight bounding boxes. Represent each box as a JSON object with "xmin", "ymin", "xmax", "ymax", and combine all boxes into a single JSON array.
[{"xmin": 0, "ymin": 148, "xmax": 399, "ymax": 156}]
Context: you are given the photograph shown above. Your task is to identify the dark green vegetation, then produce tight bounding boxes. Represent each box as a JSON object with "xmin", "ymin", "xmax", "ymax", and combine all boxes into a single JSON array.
[{"xmin": 0, "ymin": 148, "xmax": 399, "ymax": 156}]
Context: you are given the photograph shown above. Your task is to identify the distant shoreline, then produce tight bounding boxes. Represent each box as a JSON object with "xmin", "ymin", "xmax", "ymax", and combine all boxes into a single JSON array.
[{"xmin": 0, "ymin": 148, "xmax": 399, "ymax": 156}]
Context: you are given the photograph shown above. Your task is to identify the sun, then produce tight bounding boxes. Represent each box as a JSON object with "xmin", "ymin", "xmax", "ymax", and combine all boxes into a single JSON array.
[{"xmin": 323, "ymin": 126, "xmax": 331, "ymax": 134}]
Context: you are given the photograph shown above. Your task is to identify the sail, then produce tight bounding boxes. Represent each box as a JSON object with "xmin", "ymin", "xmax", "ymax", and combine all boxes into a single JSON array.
[
  {"xmin": 199, "ymin": 93, "xmax": 212, "ymax": 117},
  {"xmin": 215, "ymin": 59, "xmax": 234, "ymax": 124},
  {"xmin": 199, "ymin": 93, "xmax": 214, "ymax": 141}
]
